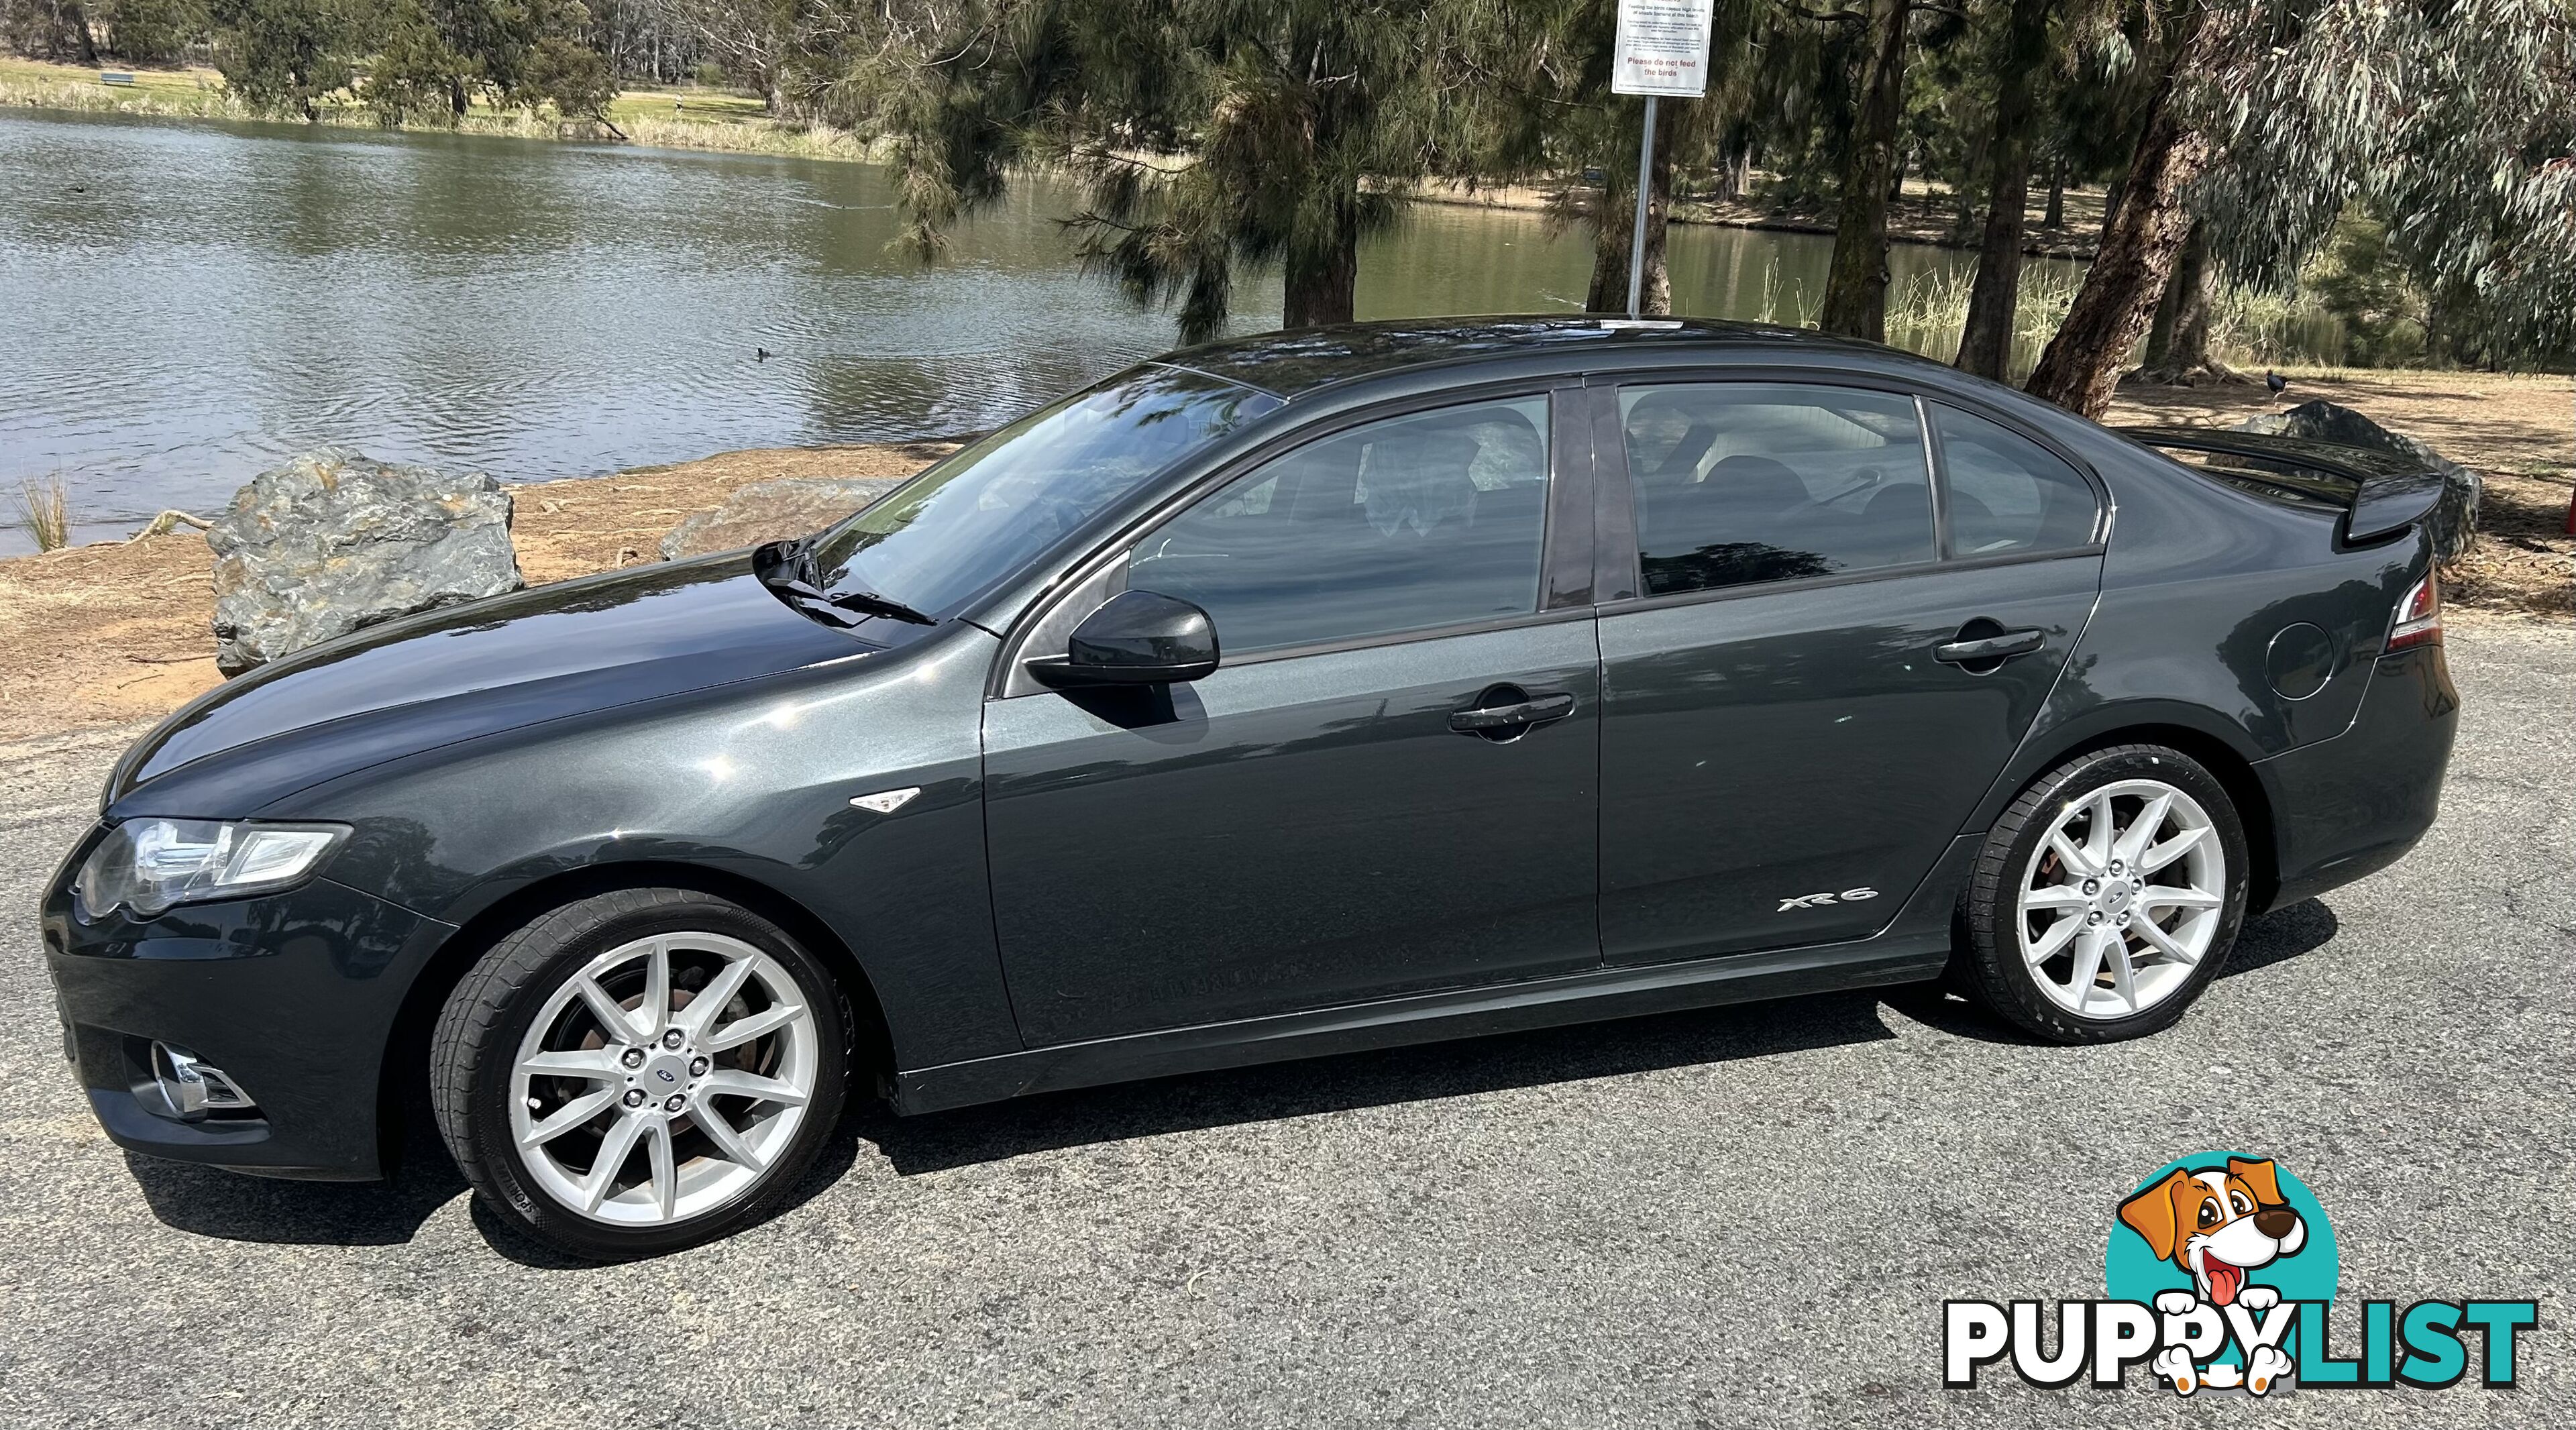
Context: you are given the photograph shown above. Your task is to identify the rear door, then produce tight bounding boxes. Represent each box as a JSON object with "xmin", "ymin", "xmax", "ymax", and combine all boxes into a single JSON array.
[
  {"xmin": 981, "ymin": 388, "xmax": 1605, "ymax": 1046},
  {"xmin": 1593, "ymin": 381, "xmax": 2106, "ymax": 965}
]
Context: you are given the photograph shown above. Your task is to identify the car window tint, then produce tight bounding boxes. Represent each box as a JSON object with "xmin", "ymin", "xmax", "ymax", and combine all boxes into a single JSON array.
[
  {"xmin": 1128, "ymin": 397, "xmax": 1551, "ymax": 655},
  {"xmin": 1619, "ymin": 383, "xmax": 1933, "ymax": 597},
  {"xmin": 1931, "ymin": 404, "xmax": 2100, "ymax": 555}
]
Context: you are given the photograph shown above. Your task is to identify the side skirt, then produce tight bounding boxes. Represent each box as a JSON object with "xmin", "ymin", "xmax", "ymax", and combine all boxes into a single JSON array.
[{"xmin": 891, "ymin": 834, "xmax": 1976, "ymax": 1115}]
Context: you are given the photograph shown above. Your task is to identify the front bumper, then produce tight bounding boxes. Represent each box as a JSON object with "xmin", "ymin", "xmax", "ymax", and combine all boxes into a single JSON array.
[{"xmin": 41, "ymin": 836, "xmax": 454, "ymax": 1180}]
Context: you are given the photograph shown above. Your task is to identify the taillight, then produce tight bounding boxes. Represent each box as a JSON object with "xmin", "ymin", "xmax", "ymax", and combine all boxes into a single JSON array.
[{"xmin": 2387, "ymin": 571, "xmax": 2442, "ymax": 651}]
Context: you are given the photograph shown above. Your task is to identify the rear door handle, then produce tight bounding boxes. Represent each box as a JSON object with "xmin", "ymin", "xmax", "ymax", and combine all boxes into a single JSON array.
[
  {"xmin": 1449, "ymin": 690, "xmax": 1576, "ymax": 732},
  {"xmin": 1934, "ymin": 627, "xmax": 2047, "ymax": 665}
]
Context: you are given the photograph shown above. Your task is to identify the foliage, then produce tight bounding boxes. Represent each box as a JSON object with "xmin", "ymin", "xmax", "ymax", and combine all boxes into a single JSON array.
[
  {"xmin": 855, "ymin": 0, "xmax": 1465, "ymax": 341},
  {"xmin": 209, "ymin": 0, "xmax": 356, "ymax": 117},
  {"xmin": 2196, "ymin": 0, "xmax": 2576, "ymax": 364}
]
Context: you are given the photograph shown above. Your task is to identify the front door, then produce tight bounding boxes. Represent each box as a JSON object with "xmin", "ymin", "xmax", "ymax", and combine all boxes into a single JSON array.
[
  {"xmin": 983, "ymin": 393, "xmax": 1603, "ymax": 1046},
  {"xmin": 1595, "ymin": 382, "xmax": 2106, "ymax": 964}
]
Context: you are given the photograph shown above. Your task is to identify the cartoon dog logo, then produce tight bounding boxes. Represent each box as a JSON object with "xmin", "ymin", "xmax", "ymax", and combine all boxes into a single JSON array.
[
  {"xmin": 2117, "ymin": 1156, "xmax": 2310, "ymax": 1394},
  {"xmin": 2117, "ymin": 1156, "xmax": 2308, "ymax": 1309}
]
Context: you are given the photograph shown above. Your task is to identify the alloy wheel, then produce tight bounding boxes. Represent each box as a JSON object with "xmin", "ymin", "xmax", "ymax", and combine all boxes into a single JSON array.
[
  {"xmin": 2015, "ymin": 778, "xmax": 2226, "ymax": 1020},
  {"xmin": 508, "ymin": 932, "xmax": 818, "ymax": 1226}
]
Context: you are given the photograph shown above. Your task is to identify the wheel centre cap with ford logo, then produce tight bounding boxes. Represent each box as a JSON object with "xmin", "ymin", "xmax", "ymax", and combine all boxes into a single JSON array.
[{"xmin": 643, "ymin": 1054, "xmax": 691, "ymax": 1093}]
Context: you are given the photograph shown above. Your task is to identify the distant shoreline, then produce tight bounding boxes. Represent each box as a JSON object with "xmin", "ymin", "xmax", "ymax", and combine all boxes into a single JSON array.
[{"xmin": 3, "ymin": 58, "xmax": 2096, "ymax": 259}]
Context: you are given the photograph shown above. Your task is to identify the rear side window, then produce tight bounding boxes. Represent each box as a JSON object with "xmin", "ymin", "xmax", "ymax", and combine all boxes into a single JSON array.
[
  {"xmin": 1127, "ymin": 397, "xmax": 1552, "ymax": 655},
  {"xmin": 1931, "ymin": 404, "xmax": 2100, "ymax": 555},
  {"xmin": 1619, "ymin": 383, "xmax": 1935, "ymax": 597}
]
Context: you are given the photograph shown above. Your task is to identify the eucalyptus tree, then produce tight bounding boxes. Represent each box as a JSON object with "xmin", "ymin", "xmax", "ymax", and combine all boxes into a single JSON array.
[
  {"xmin": 2194, "ymin": 0, "xmax": 2576, "ymax": 368},
  {"xmin": 2027, "ymin": 0, "xmax": 2576, "ymax": 415},
  {"xmin": 855, "ymin": 0, "xmax": 1462, "ymax": 342}
]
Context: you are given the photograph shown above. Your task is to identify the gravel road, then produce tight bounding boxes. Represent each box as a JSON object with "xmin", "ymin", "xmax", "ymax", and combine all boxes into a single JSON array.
[{"xmin": 3, "ymin": 621, "xmax": 2567, "ymax": 1429}]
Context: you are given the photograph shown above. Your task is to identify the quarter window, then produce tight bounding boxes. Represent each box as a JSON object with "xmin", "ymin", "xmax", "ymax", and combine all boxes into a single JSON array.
[
  {"xmin": 1619, "ymin": 384, "xmax": 1935, "ymax": 597},
  {"xmin": 1126, "ymin": 397, "xmax": 1552, "ymax": 655},
  {"xmin": 1930, "ymin": 404, "xmax": 2101, "ymax": 555}
]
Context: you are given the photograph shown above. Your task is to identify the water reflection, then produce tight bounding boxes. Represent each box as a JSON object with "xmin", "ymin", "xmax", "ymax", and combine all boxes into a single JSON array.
[{"xmin": 1, "ymin": 107, "xmax": 2078, "ymax": 552}]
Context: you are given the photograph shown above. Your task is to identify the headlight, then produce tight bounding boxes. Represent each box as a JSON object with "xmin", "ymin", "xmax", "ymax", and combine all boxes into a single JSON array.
[{"xmin": 73, "ymin": 819, "xmax": 349, "ymax": 920}]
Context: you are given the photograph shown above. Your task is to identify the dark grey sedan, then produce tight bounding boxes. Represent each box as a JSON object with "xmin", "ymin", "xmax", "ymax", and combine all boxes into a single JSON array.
[{"xmin": 42, "ymin": 318, "xmax": 2457, "ymax": 1256}]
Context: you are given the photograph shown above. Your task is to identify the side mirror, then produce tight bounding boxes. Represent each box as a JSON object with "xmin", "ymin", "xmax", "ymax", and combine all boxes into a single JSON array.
[{"xmin": 1026, "ymin": 589, "xmax": 1220, "ymax": 688}]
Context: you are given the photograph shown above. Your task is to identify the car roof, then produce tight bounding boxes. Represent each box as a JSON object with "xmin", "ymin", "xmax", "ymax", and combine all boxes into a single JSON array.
[{"xmin": 1153, "ymin": 315, "xmax": 1899, "ymax": 400}]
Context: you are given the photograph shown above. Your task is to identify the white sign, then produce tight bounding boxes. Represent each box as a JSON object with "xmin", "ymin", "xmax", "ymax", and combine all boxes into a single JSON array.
[{"xmin": 1613, "ymin": 0, "xmax": 1717, "ymax": 97}]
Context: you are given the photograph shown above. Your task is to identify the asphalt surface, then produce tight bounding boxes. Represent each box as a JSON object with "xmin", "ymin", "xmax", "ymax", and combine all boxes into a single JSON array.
[{"xmin": 1, "ymin": 622, "xmax": 2567, "ymax": 1428}]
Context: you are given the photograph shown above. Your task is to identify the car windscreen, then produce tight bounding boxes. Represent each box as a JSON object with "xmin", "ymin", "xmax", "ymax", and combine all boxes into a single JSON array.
[{"xmin": 806, "ymin": 365, "xmax": 1282, "ymax": 618}]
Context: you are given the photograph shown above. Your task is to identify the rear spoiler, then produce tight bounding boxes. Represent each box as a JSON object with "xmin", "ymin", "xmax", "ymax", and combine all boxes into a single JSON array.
[{"xmin": 2118, "ymin": 425, "xmax": 2453, "ymax": 546}]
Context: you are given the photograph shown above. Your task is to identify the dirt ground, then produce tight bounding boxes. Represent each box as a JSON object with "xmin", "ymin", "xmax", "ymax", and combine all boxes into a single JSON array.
[
  {"xmin": 0, "ymin": 372, "xmax": 2565, "ymax": 748},
  {"xmin": 0, "ymin": 443, "xmax": 952, "ymax": 746},
  {"xmin": 2101, "ymin": 369, "xmax": 2576, "ymax": 621}
]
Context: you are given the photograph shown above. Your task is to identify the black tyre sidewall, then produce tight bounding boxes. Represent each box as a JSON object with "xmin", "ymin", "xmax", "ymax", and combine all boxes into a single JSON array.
[
  {"xmin": 1963, "ymin": 746, "xmax": 2251, "ymax": 1044},
  {"xmin": 437, "ymin": 890, "xmax": 850, "ymax": 1260}
]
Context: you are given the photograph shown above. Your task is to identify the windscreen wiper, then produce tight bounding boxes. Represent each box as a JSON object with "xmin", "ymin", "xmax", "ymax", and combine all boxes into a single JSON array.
[{"xmin": 755, "ymin": 541, "xmax": 938, "ymax": 626}]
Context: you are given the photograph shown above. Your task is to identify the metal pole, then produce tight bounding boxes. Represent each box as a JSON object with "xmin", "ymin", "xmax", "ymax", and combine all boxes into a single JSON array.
[{"xmin": 1627, "ymin": 95, "xmax": 1658, "ymax": 319}]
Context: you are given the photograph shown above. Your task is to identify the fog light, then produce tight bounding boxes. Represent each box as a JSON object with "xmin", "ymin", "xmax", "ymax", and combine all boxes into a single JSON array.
[{"xmin": 150, "ymin": 1042, "xmax": 256, "ymax": 1120}]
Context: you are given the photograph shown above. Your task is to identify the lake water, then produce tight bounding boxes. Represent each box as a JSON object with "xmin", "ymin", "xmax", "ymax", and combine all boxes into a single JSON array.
[{"xmin": 0, "ymin": 107, "xmax": 2068, "ymax": 553}]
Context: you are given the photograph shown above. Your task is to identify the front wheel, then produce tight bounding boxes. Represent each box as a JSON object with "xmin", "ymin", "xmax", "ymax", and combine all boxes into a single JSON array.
[
  {"xmin": 431, "ymin": 888, "xmax": 850, "ymax": 1259},
  {"xmin": 1955, "ymin": 745, "xmax": 2251, "ymax": 1043}
]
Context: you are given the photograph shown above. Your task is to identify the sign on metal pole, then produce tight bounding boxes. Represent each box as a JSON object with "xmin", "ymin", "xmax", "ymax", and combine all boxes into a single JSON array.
[
  {"xmin": 1611, "ymin": 0, "xmax": 1715, "ymax": 318},
  {"xmin": 1612, "ymin": 0, "xmax": 1717, "ymax": 99}
]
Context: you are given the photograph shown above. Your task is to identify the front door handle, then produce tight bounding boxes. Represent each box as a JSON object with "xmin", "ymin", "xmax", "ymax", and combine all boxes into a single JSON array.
[
  {"xmin": 1449, "ymin": 690, "xmax": 1576, "ymax": 732},
  {"xmin": 1934, "ymin": 626, "xmax": 2047, "ymax": 667}
]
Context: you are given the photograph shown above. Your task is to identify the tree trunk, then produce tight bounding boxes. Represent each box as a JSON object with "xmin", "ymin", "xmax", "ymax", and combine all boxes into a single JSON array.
[
  {"xmin": 1585, "ymin": 101, "xmax": 1674, "ymax": 315},
  {"xmin": 2042, "ymin": 155, "xmax": 2065, "ymax": 228},
  {"xmin": 2025, "ymin": 13, "xmax": 2232, "ymax": 417},
  {"xmin": 1283, "ymin": 220, "xmax": 1360, "ymax": 329},
  {"xmin": 64, "ymin": 0, "xmax": 99, "ymax": 64},
  {"xmin": 1954, "ymin": 0, "xmax": 2053, "ymax": 380},
  {"xmin": 1818, "ymin": 0, "xmax": 1911, "ymax": 340},
  {"xmin": 2130, "ymin": 221, "xmax": 2237, "ymax": 384}
]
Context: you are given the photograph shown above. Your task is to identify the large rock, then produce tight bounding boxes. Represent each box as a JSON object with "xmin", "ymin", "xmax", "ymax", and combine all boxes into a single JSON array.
[
  {"xmin": 2235, "ymin": 400, "xmax": 2481, "ymax": 559},
  {"xmin": 658, "ymin": 477, "xmax": 907, "ymax": 561},
  {"xmin": 208, "ymin": 448, "xmax": 522, "ymax": 675}
]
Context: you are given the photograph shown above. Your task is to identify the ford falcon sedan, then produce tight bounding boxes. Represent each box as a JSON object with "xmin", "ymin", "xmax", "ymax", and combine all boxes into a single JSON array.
[{"xmin": 43, "ymin": 317, "xmax": 2457, "ymax": 1257}]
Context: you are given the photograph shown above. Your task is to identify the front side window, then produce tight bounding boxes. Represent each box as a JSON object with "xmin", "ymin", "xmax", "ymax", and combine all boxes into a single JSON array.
[
  {"xmin": 1930, "ymin": 404, "xmax": 2102, "ymax": 555},
  {"xmin": 808, "ymin": 365, "xmax": 1280, "ymax": 617},
  {"xmin": 1127, "ymin": 396, "xmax": 1552, "ymax": 655},
  {"xmin": 1620, "ymin": 383, "xmax": 1935, "ymax": 597}
]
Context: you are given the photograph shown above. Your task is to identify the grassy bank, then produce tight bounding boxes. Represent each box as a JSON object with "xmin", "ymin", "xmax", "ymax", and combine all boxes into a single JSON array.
[{"xmin": 0, "ymin": 56, "xmax": 873, "ymax": 159}]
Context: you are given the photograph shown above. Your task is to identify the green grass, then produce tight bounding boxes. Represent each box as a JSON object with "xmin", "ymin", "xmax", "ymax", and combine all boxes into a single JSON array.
[{"xmin": 11, "ymin": 476, "xmax": 70, "ymax": 553}]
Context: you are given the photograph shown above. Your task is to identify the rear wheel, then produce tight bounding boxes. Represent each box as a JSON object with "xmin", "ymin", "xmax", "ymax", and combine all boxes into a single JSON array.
[
  {"xmin": 431, "ymin": 888, "xmax": 849, "ymax": 1259},
  {"xmin": 1956, "ymin": 745, "xmax": 2250, "ymax": 1043}
]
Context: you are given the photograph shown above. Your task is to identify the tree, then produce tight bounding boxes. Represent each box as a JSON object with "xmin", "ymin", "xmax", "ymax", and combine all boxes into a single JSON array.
[
  {"xmin": 1952, "ymin": 0, "xmax": 2054, "ymax": 378},
  {"xmin": 2023, "ymin": 0, "xmax": 2247, "ymax": 417},
  {"xmin": 1449, "ymin": 0, "xmax": 1752, "ymax": 318},
  {"xmin": 2194, "ymin": 0, "xmax": 2576, "ymax": 367},
  {"xmin": 865, "ymin": 0, "xmax": 1457, "ymax": 341},
  {"xmin": 1812, "ymin": 0, "xmax": 1911, "ymax": 339},
  {"xmin": 210, "ymin": 0, "xmax": 357, "ymax": 119},
  {"xmin": 2029, "ymin": 0, "xmax": 2575, "ymax": 412}
]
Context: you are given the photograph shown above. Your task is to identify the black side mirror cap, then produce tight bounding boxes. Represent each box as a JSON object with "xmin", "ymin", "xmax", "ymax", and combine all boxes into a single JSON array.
[{"xmin": 1026, "ymin": 589, "xmax": 1220, "ymax": 688}]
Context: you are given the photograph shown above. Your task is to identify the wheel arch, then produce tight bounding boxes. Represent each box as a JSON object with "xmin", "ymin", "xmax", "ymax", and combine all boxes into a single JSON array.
[
  {"xmin": 375, "ymin": 861, "xmax": 896, "ymax": 1177},
  {"xmin": 1975, "ymin": 710, "xmax": 2281, "ymax": 916}
]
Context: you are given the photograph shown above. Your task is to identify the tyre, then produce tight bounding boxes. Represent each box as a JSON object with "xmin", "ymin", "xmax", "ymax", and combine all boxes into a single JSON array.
[
  {"xmin": 431, "ymin": 888, "xmax": 850, "ymax": 1258},
  {"xmin": 1955, "ymin": 745, "xmax": 2251, "ymax": 1044}
]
